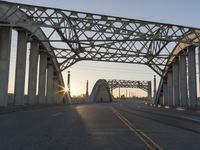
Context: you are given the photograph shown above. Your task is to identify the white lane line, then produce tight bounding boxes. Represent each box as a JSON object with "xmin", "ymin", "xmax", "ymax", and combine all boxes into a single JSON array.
[
  {"xmin": 181, "ymin": 116, "xmax": 200, "ymax": 123},
  {"xmin": 51, "ymin": 112, "xmax": 63, "ymax": 117}
]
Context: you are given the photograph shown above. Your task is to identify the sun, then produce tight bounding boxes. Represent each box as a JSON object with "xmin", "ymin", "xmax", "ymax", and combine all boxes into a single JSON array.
[
  {"xmin": 70, "ymin": 83, "xmax": 79, "ymax": 96},
  {"xmin": 64, "ymin": 87, "xmax": 69, "ymax": 93}
]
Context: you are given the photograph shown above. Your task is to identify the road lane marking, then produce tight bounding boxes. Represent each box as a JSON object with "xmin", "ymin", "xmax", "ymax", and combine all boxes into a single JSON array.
[
  {"xmin": 112, "ymin": 107, "xmax": 163, "ymax": 150},
  {"xmin": 51, "ymin": 112, "xmax": 63, "ymax": 117},
  {"xmin": 181, "ymin": 116, "xmax": 200, "ymax": 123}
]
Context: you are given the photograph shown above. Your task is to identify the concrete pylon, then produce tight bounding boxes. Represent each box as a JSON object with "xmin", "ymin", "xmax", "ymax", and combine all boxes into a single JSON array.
[
  {"xmin": 86, "ymin": 80, "xmax": 89, "ymax": 97},
  {"xmin": 0, "ymin": 26, "xmax": 12, "ymax": 107},
  {"xmin": 147, "ymin": 81, "xmax": 152, "ymax": 102},
  {"xmin": 153, "ymin": 75, "xmax": 156, "ymax": 100},
  {"xmin": 188, "ymin": 46, "xmax": 197, "ymax": 109},
  {"xmin": 14, "ymin": 30, "xmax": 27, "ymax": 106},
  {"xmin": 167, "ymin": 70, "xmax": 173, "ymax": 106},
  {"xmin": 118, "ymin": 87, "xmax": 121, "ymax": 98},
  {"xmin": 172, "ymin": 58, "xmax": 180, "ymax": 106},
  {"xmin": 199, "ymin": 47, "xmax": 200, "ymax": 104},
  {"xmin": 179, "ymin": 53, "xmax": 188, "ymax": 107},
  {"xmin": 67, "ymin": 71, "xmax": 71, "ymax": 96},
  {"xmin": 163, "ymin": 81, "xmax": 168, "ymax": 105},
  {"xmin": 53, "ymin": 78, "xmax": 59, "ymax": 104},
  {"xmin": 54, "ymin": 78, "xmax": 63, "ymax": 104},
  {"xmin": 159, "ymin": 95, "xmax": 164, "ymax": 105},
  {"xmin": 47, "ymin": 64, "xmax": 54, "ymax": 104},
  {"xmin": 53, "ymin": 77, "xmax": 59, "ymax": 104},
  {"xmin": 28, "ymin": 40, "xmax": 39, "ymax": 105},
  {"xmin": 38, "ymin": 51, "xmax": 47, "ymax": 104}
]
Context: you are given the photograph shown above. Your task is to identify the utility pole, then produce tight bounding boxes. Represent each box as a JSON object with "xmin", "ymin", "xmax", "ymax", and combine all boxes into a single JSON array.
[
  {"xmin": 86, "ymin": 80, "xmax": 89, "ymax": 97},
  {"xmin": 67, "ymin": 71, "xmax": 71, "ymax": 96},
  {"xmin": 119, "ymin": 87, "xmax": 121, "ymax": 98},
  {"xmin": 153, "ymin": 75, "xmax": 156, "ymax": 101}
]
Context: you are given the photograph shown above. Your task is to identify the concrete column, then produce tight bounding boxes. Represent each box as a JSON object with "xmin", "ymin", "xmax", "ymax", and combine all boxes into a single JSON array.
[
  {"xmin": 38, "ymin": 51, "xmax": 47, "ymax": 104},
  {"xmin": 67, "ymin": 71, "xmax": 71, "ymax": 96},
  {"xmin": 167, "ymin": 70, "xmax": 173, "ymax": 106},
  {"xmin": 14, "ymin": 30, "xmax": 27, "ymax": 106},
  {"xmin": 159, "ymin": 95, "xmax": 164, "ymax": 105},
  {"xmin": 0, "ymin": 27, "xmax": 12, "ymax": 107},
  {"xmin": 147, "ymin": 81, "xmax": 152, "ymax": 102},
  {"xmin": 199, "ymin": 47, "xmax": 200, "ymax": 104},
  {"xmin": 53, "ymin": 78, "xmax": 60, "ymax": 104},
  {"xmin": 47, "ymin": 64, "xmax": 54, "ymax": 104},
  {"xmin": 172, "ymin": 58, "xmax": 180, "ymax": 106},
  {"xmin": 188, "ymin": 46, "xmax": 197, "ymax": 108},
  {"xmin": 118, "ymin": 87, "xmax": 120, "ymax": 98},
  {"xmin": 53, "ymin": 79, "xmax": 58, "ymax": 104},
  {"xmin": 163, "ymin": 82, "xmax": 168, "ymax": 105},
  {"xmin": 153, "ymin": 75, "xmax": 156, "ymax": 100},
  {"xmin": 86, "ymin": 80, "xmax": 89, "ymax": 97},
  {"xmin": 179, "ymin": 54, "xmax": 188, "ymax": 107},
  {"xmin": 28, "ymin": 40, "xmax": 39, "ymax": 105}
]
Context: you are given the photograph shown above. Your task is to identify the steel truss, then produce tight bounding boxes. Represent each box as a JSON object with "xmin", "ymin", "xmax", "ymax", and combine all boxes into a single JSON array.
[
  {"xmin": 0, "ymin": 1, "xmax": 200, "ymax": 76},
  {"xmin": 107, "ymin": 79, "xmax": 148, "ymax": 92}
]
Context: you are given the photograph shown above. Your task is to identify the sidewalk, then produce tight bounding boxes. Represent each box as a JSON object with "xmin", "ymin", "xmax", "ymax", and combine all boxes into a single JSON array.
[{"xmin": 0, "ymin": 104, "xmax": 66, "ymax": 114}]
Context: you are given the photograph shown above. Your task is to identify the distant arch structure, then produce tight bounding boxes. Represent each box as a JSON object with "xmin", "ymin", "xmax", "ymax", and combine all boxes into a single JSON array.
[
  {"xmin": 87, "ymin": 79, "xmax": 112, "ymax": 103},
  {"xmin": 0, "ymin": 1, "xmax": 200, "ymax": 108}
]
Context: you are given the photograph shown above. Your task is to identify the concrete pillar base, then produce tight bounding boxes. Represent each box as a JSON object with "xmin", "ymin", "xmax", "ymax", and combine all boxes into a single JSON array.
[
  {"xmin": 0, "ymin": 27, "xmax": 12, "ymax": 107},
  {"xmin": 47, "ymin": 64, "xmax": 54, "ymax": 104},
  {"xmin": 163, "ymin": 81, "xmax": 168, "ymax": 105},
  {"xmin": 188, "ymin": 47, "xmax": 197, "ymax": 109},
  {"xmin": 14, "ymin": 30, "xmax": 27, "ymax": 106},
  {"xmin": 38, "ymin": 51, "xmax": 47, "ymax": 104},
  {"xmin": 173, "ymin": 58, "xmax": 180, "ymax": 106},
  {"xmin": 28, "ymin": 40, "xmax": 39, "ymax": 105},
  {"xmin": 179, "ymin": 53, "xmax": 188, "ymax": 107},
  {"xmin": 147, "ymin": 81, "xmax": 152, "ymax": 103},
  {"xmin": 167, "ymin": 71, "xmax": 173, "ymax": 106}
]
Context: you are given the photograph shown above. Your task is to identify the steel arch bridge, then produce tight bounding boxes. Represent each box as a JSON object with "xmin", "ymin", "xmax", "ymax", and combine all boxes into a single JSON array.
[
  {"xmin": 0, "ymin": 1, "xmax": 200, "ymax": 108},
  {"xmin": 107, "ymin": 80, "xmax": 149, "ymax": 92}
]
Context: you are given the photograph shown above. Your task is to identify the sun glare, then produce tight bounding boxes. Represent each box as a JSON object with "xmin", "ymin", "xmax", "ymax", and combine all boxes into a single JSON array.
[
  {"xmin": 64, "ymin": 87, "xmax": 69, "ymax": 93},
  {"xmin": 70, "ymin": 83, "xmax": 79, "ymax": 96}
]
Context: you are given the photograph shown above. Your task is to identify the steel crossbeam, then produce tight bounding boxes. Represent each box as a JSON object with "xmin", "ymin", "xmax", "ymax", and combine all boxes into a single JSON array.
[
  {"xmin": 107, "ymin": 79, "xmax": 148, "ymax": 92},
  {"xmin": 0, "ymin": 1, "xmax": 200, "ymax": 76}
]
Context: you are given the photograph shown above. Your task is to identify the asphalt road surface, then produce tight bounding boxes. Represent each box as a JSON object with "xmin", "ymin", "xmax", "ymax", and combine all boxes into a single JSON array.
[{"xmin": 0, "ymin": 100, "xmax": 200, "ymax": 150}]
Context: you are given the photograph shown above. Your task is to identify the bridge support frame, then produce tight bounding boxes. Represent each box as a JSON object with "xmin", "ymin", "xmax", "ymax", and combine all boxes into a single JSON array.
[
  {"xmin": 147, "ymin": 81, "xmax": 152, "ymax": 102},
  {"xmin": 179, "ymin": 53, "xmax": 188, "ymax": 107},
  {"xmin": 54, "ymin": 78, "xmax": 61, "ymax": 104},
  {"xmin": 172, "ymin": 58, "xmax": 180, "ymax": 106},
  {"xmin": 47, "ymin": 63, "xmax": 54, "ymax": 104},
  {"xmin": 0, "ymin": 26, "xmax": 12, "ymax": 107},
  {"xmin": 38, "ymin": 51, "xmax": 47, "ymax": 104},
  {"xmin": 28, "ymin": 40, "xmax": 39, "ymax": 105},
  {"xmin": 14, "ymin": 30, "xmax": 27, "ymax": 106},
  {"xmin": 163, "ymin": 81, "xmax": 168, "ymax": 105},
  {"xmin": 167, "ymin": 69, "xmax": 173, "ymax": 106},
  {"xmin": 188, "ymin": 46, "xmax": 197, "ymax": 109}
]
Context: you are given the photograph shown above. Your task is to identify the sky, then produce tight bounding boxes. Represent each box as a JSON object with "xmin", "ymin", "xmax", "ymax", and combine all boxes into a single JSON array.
[{"xmin": 6, "ymin": 0, "xmax": 200, "ymax": 97}]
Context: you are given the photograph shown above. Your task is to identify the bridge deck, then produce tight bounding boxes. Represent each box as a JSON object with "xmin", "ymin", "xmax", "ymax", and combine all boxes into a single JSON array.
[{"xmin": 0, "ymin": 101, "xmax": 200, "ymax": 150}]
